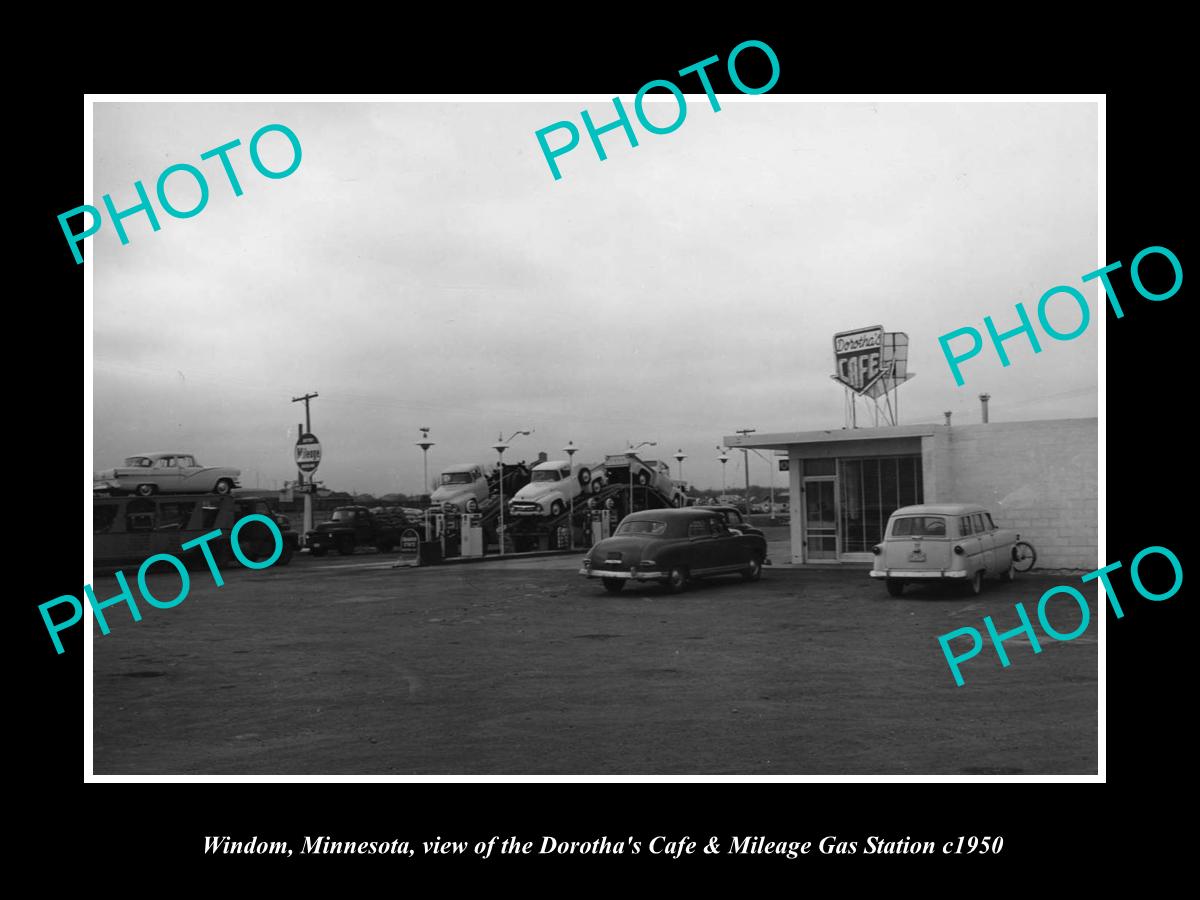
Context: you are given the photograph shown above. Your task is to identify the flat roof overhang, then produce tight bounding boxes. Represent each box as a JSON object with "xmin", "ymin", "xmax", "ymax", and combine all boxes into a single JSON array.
[{"xmin": 723, "ymin": 424, "xmax": 938, "ymax": 449}]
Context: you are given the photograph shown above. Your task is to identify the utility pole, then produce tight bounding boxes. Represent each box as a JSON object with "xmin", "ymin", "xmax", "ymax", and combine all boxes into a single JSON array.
[
  {"xmin": 292, "ymin": 392, "xmax": 318, "ymax": 433},
  {"xmin": 292, "ymin": 392, "xmax": 319, "ymax": 545},
  {"xmin": 736, "ymin": 428, "xmax": 756, "ymax": 513}
]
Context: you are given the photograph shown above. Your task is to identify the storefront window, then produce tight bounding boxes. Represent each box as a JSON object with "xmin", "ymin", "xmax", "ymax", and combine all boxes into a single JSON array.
[{"xmin": 839, "ymin": 456, "xmax": 923, "ymax": 553}]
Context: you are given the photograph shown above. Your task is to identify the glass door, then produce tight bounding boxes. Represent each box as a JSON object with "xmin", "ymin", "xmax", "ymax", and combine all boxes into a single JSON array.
[{"xmin": 803, "ymin": 477, "xmax": 838, "ymax": 560}]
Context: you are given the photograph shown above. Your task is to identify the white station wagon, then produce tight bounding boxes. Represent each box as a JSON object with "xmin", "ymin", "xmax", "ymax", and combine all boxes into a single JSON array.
[{"xmin": 869, "ymin": 503, "xmax": 1019, "ymax": 596}]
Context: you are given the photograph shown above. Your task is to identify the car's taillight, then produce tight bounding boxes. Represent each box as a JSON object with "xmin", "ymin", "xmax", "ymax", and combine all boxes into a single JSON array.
[
  {"xmin": 872, "ymin": 545, "xmax": 881, "ymax": 555},
  {"xmin": 954, "ymin": 545, "xmax": 965, "ymax": 555}
]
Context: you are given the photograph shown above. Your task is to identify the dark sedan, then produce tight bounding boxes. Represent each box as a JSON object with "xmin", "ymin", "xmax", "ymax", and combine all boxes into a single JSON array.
[{"xmin": 580, "ymin": 508, "xmax": 769, "ymax": 593}]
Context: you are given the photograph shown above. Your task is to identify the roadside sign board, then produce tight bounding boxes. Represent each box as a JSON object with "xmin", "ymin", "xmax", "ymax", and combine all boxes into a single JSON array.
[
  {"xmin": 397, "ymin": 528, "xmax": 421, "ymax": 567},
  {"xmin": 833, "ymin": 325, "xmax": 885, "ymax": 395},
  {"xmin": 295, "ymin": 433, "xmax": 322, "ymax": 473}
]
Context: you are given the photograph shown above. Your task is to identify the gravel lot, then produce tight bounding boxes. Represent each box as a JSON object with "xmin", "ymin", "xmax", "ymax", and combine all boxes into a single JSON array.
[{"xmin": 92, "ymin": 530, "xmax": 1098, "ymax": 775}]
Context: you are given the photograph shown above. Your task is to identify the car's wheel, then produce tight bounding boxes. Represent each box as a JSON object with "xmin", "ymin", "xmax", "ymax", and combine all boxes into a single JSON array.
[
  {"xmin": 1000, "ymin": 559, "xmax": 1016, "ymax": 582},
  {"xmin": 591, "ymin": 479, "xmax": 603, "ymax": 494},
  {"xmin": 578, "ymin": 467, "xmax": 592, "ymax": 488},
  {"xmin": 549, "ymin": 500, "xmax": 565, "ymax": 517},
  {"xmin": 637, "ymin": 471, "xmax": 650, "ymax": 486},
  {"xmin": 741, "ymin": 555, "xmax": 763, "ymax": 582},
  {"xmin": 602, "ymin": 578, "xmax": 626, "ymax": 594},
  {"xmin": 886, "ymin": 578, "xmax": 905, "ymax": 597},
  {"xmin": 214, "ymin": 478, "xmax": 233, "ymax": 495},
  {"xmin": 136, "ymin": 483, "xmax": 156, "ymax": 497},
  {"xmin": 309, "ymin": 544, "xmax": 327, "ymax": 557},
  {"xmin": 663, "ymin": 566, "xmax": 688, "ymax": 593},
  {"xmin": 966, "ymin": 570, "xmax": 983, "ymax": 596},
  {"xmin": 336, "ymin": 537, "xmax": 355, "ymax": 556}
]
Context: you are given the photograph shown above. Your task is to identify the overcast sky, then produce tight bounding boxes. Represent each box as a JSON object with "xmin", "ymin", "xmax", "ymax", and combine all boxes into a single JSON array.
[{"xmin": 92, "ymin": 100, "xmax": 1098, "ymax": 494}]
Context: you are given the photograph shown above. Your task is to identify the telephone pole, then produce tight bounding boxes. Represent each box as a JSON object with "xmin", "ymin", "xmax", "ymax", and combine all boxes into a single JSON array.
[
  {"xmin": 736, "ymin": 427, "xmax": 756, "ymax": 512},
  {"xmin": 292, "ymin": 392, "xmax": 318, "ymax": 433}
]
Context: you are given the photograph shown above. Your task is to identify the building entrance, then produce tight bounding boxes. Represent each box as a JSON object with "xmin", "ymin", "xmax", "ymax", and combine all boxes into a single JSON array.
[{"xmin": 803, "ymin": 477, "xmax": 838, "ymax": 560}]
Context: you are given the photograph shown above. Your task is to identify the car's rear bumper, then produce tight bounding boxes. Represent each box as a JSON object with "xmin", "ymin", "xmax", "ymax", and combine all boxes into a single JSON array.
[
  {"xmin": 869, "ymin": 569, "xmax": 967, "ymax": 579},
  {"xmin": 579, "ymin": 568, "xmax": 665, "ymax": 581}
]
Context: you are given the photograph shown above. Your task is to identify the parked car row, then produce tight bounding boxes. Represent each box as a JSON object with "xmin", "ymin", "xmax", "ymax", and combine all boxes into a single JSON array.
[
  {"xmin": 94, "ymin": 492, "xmax": 296, "ymax": 567},
  {"xmin": 93, "ymin": 454, "xmax": 1024, "ymax": 602},
  {"xmin": 580, "ymin": 501, "xmax": 1024, "ymax": 599}
]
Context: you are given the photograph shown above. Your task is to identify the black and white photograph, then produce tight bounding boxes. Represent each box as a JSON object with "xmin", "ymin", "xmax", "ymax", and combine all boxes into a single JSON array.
[{"xmin": 77, "ymin": 94, "xmax": 1108, "ymax": 778}]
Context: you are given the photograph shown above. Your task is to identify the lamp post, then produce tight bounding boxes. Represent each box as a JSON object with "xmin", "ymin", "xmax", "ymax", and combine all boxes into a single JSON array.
[
  {"xmin": 563, "ymin": 440, "xmax": 579, "ymax": 550},
  {"xmin": 493, "ymin": 429, "xmax": 532, "ymax": 556},
  {"xmin": 717, "ymin": 448, "xmax": 729, "ymax": 501},
  {"xmin": 415, "ymin": 427, "xmax": 435, "ymax": 502},
  {"xmin": 628, "ymin": 440, "xmax": 656, "ymax": 517},
  {"xmin": 674, "ymin": 449, "xmax": 687, "ymax": 484}
]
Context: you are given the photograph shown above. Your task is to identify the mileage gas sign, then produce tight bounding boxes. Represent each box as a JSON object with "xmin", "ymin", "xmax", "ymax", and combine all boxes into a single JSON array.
[
  {"xmin": 294, "ymin": 433, "xmax": 322, "ymax": 473},
  {"xmin": 833, "ymin": 325, "xmax": 885, "ymax": 394}
]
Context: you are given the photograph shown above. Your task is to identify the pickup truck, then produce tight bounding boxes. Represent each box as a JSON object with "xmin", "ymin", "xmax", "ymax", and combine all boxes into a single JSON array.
[
  {"xmin": 306, "ymin": 506, "xmax": 411, "ymax": 556},
  {"xmin": 430, "ymin": 463, "xmax": 491, "ymax": 514},
  {"xmin": 508, "ymin": 459, "xmax": 605, "ymax": 517}
]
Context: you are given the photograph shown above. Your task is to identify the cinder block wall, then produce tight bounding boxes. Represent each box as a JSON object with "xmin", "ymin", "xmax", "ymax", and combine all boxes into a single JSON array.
[{"xmin": 940, "ymin": 418, "xmax": 1097, "ymax": 570}]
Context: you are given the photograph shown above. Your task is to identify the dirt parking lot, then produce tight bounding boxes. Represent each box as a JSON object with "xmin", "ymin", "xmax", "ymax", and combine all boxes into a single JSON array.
[{"xmin": 92, "ymin": 533, "xmax": 1097, "ymax": 775}]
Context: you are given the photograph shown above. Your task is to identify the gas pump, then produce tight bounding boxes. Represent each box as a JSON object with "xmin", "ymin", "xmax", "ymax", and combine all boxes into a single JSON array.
[
  {"xmin": 460, "ymin": 513, "xmax": 484, "ymax": 557},
  {"xmin": 442, "ymin": 512, "xmax": 461, "ymax": 557},
  {"xmin": 589, "ymin": 508, "xmax": 613, "ymax": 541},
  {"xmin": 425, "ymin": 508, "xmax": 447, "ymax": 558}
]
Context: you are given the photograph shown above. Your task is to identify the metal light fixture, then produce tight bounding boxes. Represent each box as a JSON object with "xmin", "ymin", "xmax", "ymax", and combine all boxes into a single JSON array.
[
  {"xmin": 494, "ymin": 429, "xmax": 532, "ymax": 556},
  {"xmin": 415, "ymin": 427, "xmax": 435, "ymax": 499},
  {"xmin": 563, "ymin": 440, "xmax": 579, "ymax": 550}
]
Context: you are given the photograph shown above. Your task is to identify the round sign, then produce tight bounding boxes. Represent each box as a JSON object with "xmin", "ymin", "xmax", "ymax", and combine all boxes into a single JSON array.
[
  {"xmin": 294, "ymin": 433, "xmax": 322, "ymax": 473},
  {"xmin": 399, "ymin": 528, "xmax": 421, "ymax": 554}
]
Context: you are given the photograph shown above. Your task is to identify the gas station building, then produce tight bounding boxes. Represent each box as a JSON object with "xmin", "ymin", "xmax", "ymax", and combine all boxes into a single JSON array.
[{"xmin": 724, "ymin": 417, "xmax": 1097, "ymax": 570}]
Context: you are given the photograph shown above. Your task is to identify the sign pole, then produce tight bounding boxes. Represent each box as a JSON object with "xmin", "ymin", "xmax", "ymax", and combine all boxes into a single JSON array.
[{"xmin": 292, "ymin": 395, "xmax": 321, "ymax": 548}]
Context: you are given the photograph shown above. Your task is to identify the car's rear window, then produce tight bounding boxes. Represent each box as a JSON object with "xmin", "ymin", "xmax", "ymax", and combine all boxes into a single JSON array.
[
  {"xmin": 616, "ymin": 520, "xmax": 666, "ymax": 535},
  {"xmin": 891, "ymin": 516, "xmax": 947, "ymax": 537}
]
